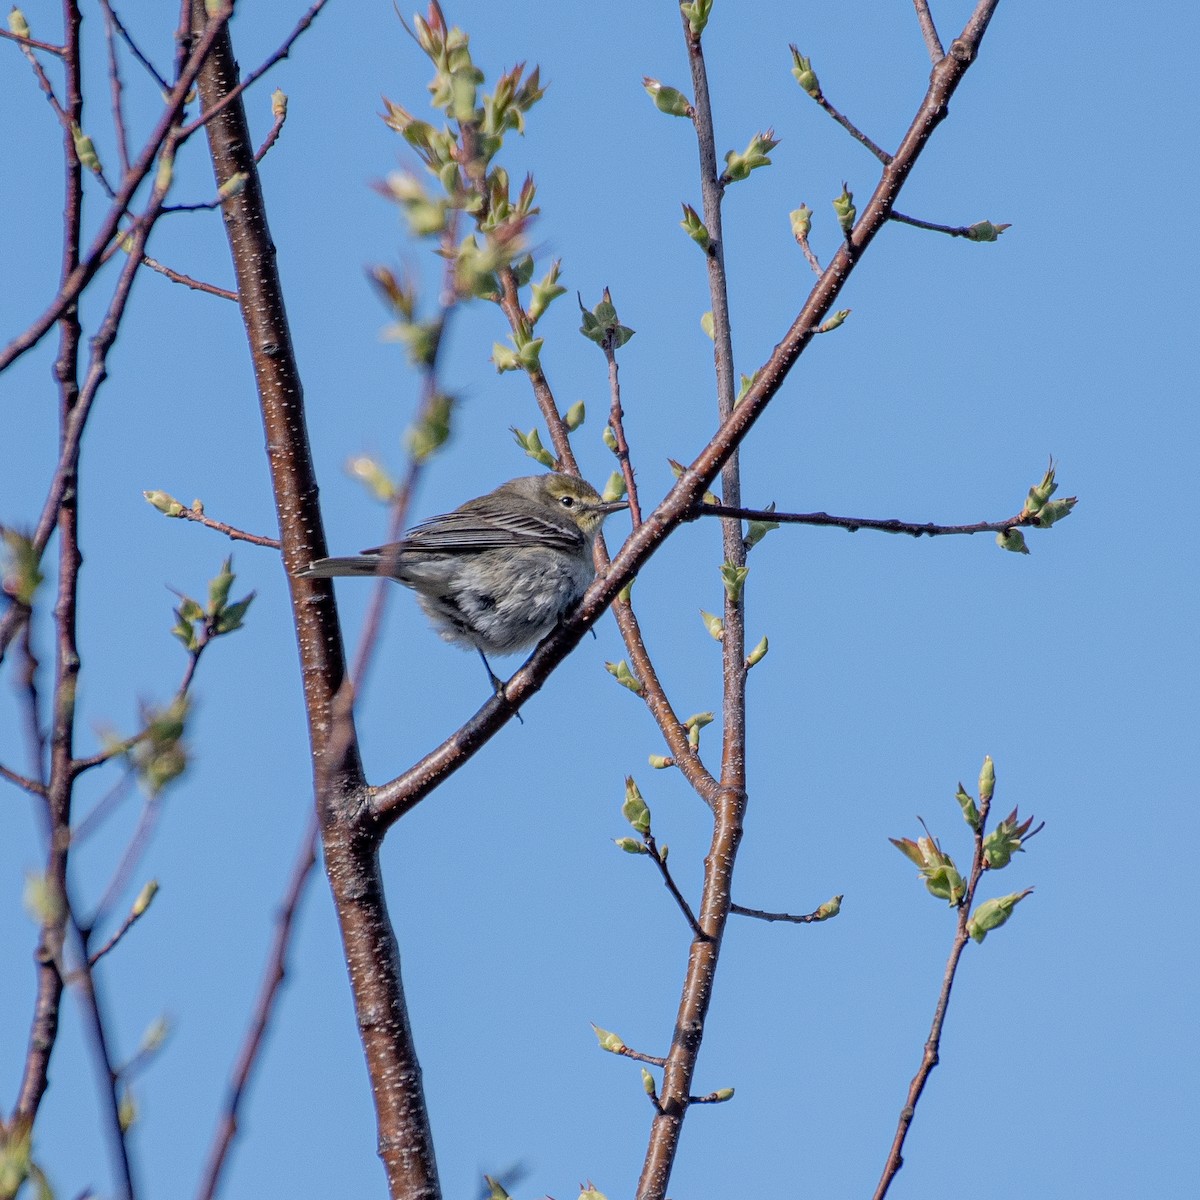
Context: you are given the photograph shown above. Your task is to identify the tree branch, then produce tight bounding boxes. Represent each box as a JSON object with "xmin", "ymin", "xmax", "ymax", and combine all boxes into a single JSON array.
[
  {"xmin": 195, "ymin": 815, "xmax": 319, "ymax": 1200},
  {"xmin": 188, "ymin": 5, "xmax": 440, "ymax": 1195}
]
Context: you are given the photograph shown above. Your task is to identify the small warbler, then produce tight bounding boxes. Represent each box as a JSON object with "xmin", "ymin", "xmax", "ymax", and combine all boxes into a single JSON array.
[{"xmin": 298, "ymin": 473, "xmax": 628, "ymax": 688}]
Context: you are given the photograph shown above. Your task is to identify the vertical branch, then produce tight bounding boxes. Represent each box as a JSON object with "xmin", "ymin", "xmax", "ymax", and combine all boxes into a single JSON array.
[
  {"xmin": 12, "ymin": 0, "xmax": 84, "ymax": 1131},
  {"xmin": 186, "ymin": 5, "xmax": 440, "ymax": 1196},
  {"xmin": 637, "ymin": 18, "xmax": 748, "ymax": 1198}
]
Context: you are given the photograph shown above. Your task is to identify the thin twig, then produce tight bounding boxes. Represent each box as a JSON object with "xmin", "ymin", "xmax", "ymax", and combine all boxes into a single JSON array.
[
  {"xmin": 692, "ymin": 502, "xmax": 1060, "ymax": 538},
  {"xmin": 612, "ymin": 1044, "xmax": 668, "ymax": 1068},
  {"xmin": 795, "ymin": 228, "xmax": 822, "ymax": 276},
  {"xmin": 0, "ymin": 28, "xmax": 65, "ymax": 55},
  {"xmin": 814, "ymin": 94, "xmax": 892, "ymax": 164},
  {"xmin": 873, "ymin": 794, "xmax": 992, "ymax": 1199},
  {"xmin": 18, "ymin": 615, "xmax": 47, "ymax": 786},
  {"xmin": 136, "ymin": 253, "xmax": 238, "ymax": 301},
  {"xmin": 107, "ymin": 4, "xmax": 171, "ymax": 91},
  {"xmin": 180, "ymin": 0, "xmax": 331, "ymax": 139},
  {"xmin": 99, "ymin": 0, "xmax": 132, "ymax": 176},
  {"xmin": 730, "ymin": 898, "xmax": 841, "ymax": 925},
  {"xmin": 0, "ymin": 760, "xmax": 47, "ymax": 796},
  {"xmin": 254, "ymin": 111, "xmax": 287, "ymax": 163},
  {"xmin": 168, "ymin": 504, "xmax": 279, "ymax": 545},
  {"xmin": 195, "ymin": 814, "xmax": 319, "ymax": 1200},
  {"xmin": 88, "ymin": 890, "xmax": 154, "ymax": 966},
  {"xmin": 890, "ymin": 210, "xmax": 1010, "ymax": 238},
  {"xmin": 645, "ymin": 835, "xmax": 704, "ymax": 941},
  {"xmin": 0, "ymin": 5, "xmax": 232, "ymax": 375},
  {"xmin": 603, "ymin": 334, "xmax": 643, "ymax": 527},
  {"xmin": 912, "ymin": 0, "xmax": 946, "ymax": 63}
]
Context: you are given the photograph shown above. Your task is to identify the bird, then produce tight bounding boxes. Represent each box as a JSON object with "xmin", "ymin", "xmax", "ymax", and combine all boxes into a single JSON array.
[{"xmin": 296, "ymin": 473, "xmax": 628, "ymax": 691}]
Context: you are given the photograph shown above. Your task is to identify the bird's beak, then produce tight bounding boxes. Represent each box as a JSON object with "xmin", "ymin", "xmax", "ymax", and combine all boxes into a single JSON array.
[{"xmin": 594, "ymin": 500, "xmax": 630, "ymax": 515}]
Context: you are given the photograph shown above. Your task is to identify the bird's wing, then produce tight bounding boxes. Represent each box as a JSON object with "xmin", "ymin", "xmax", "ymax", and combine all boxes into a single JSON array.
[{"xmin": 363, "ymin": 505, "xmax": 583, "ymax": 555}]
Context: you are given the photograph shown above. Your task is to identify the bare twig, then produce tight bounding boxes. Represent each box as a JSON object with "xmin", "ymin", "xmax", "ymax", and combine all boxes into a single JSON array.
[
  {"xmin": 0, "ymin": 760, "xmax": 47, "ymax": 796},
  {"xmin": 730, "ymin": 898, "xmax": 842, "ymax": 925},
  {"xmin": 912, "ymin": 0, "xmax": 946, "ymax": 63},
  {"xmin": 254, "ymin": 110, "xmax": 287, "ymax": 163},
  {"xmin": 0, "ymin": 27, "xmax": 65, "ymax": 55},
  {"xmin": 0, "ymin": 5, "xmax": 232, "ymax": 375},
  {"xmin": 107, "ymin": 4, "xmax": 171, "ymax": 91},
  {"xmin": 890, "ymin": 210, "xmax": 1010, "ymax": 238},
  {"xmin": 815, "ymin": 96, "xmax": 892, "ymax": 164},
  {"xmin": 135, "ymin": 253, "xmax": 238, "ymax": 301},
  {"xmin": 195, "ymin": 814, "xmax": 319, "ymax": 1200},
  {"xmin": 164, "ymin": 503, "xmax": 279, "ymax": 546},
  {"xmin": 603, "ymin": 333, "xmax": 643, "ymax": 527},
  {"xmin": 88, "ymin": 887, "xmax": 155, "ymax": 966},
  {"xmin": 99, "ymin": 0, "xmax": 132, "ymax": 176},
  {"xmin": 692, "ymin": 502, "xmax": 1058, "ymax": 538},
  {"xmin": 645, "ymin": 836, "xmax": 704, "ymax": 940}
]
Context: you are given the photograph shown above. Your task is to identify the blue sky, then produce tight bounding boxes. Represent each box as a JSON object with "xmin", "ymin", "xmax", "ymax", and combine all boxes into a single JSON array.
[{"xmin": 2, "ymin": 2, "xmax": 1197, "ymax": 1197}]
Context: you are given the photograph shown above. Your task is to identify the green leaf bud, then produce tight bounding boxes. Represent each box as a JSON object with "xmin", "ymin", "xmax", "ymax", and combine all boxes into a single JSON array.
[
  {"xmin": 270, "ymin": 88, "xmax": 287, "ymax": 120},
  {"xmin": 602, "ymin": 471, "xmax": 628, "ymax": 503},
  {"xmin": 983, "ymin": 807, "xmax": 1039, "ymax": 870},
  {"xmin": 564, "ymin": 400, "xmax": 586, "ymax": 431},
  {"xmin": 745, "ymin": 635, "xmax": 769, "ymax": 668},
  {"xmin": 1036, "ymin": 496, "xmax": 1077, "ymax": 528},
  {"xmin": 964, "ymin": 219, "xmax": 1011, "ymax": 242},
  {"xmin": 605, "ymin": 659, "xmax": 644, "ymax": 694},
  {"xmin": 643, "ymin": 77, "xmax": 693, "ymax": 118},
  {"xmin": 719, "ymin": 562, "xmax": 749, "ymax": 603},
  {"xmin": 641, "ymin": 1067, "xmax": 656, "ymax": 1095},
  {"xmin": 815, "ymin": 895, "xmax": 842, "ymax": 921},
  {"xmin": 511, "ymin": 427, "xmax": 555, "ymax": 468},
  {"xmin": 648, "ymin": 754, "xmax": 675, "ymax": 769},
  {"xmin": 347, "ymin": 455, "xmax": 397, "ymax": 502},
  {"xmin": 679, "ymin": 0, "xmax": 714, "ymax": 37},
  {"xmin": 529, "ymin": 260, "xmax": 566, "ymax": 324},
  {"xmin": 700, "ymin": 311, "xmax": 715, "ymax": 341},
  {"xmin": 712, "ymin": 1087, "xmax": 735, "ymax": 1102},
  {"xmin": 143, "ymin": 490, "xmax": 186, "ymax": 518},
  {"xmin": 131, "ymin": 879, "xmax": 159, "ymax": 917},
  {"xmin": 996, "ymin": 528, "xmax": 1029, "ymax": 554},
  {"xmin": 745, "ymin": 502, "xmax": 779, "ymax": 549},
  {"xmin": 818, "ymin": 309, "xmax": 851, "ymax": 334},
  {"xmin": 832, "ymin": 183, "xmax": 855, "ymax": 233},
  {"xmin": 591, "ymin": 1023, "xmax": 627, "ymax": 1054},
  {"xmin": 492, "ymin": 342, "xmax": 521, "ymax": 373},
  {"xmin": 603, "ymin": 423, "xmax": 619, "ymax": 453},
  {"xmin": 71, "ymin": 124, "xmax": 102, "ymax": 174},
  {"xmin": 614, "ymin": 836, "xmax": 647, "ymax": 854},
  {"xmin": 699, "ymin": 609, "xmax": 725, "ymax": 641},
  {"xmin": 789, "ymin": 203, "xmax": 813, "ymax": 242},
  {"xmin": 217, "ymin": 171, "xmax": 248, "ymax": 202},
  {"xmin": 723, "ymin": 129, "xmax": 779, "ymax": 182},
  {"xmin": 622, "ymin": 776, "xmax": 651, "ymax": 834},
  {"xmin": 8, "ymin": 8, "xmax": 30, "ymax": 38},
  {"xmin": 789, "ymin": 46, "xmax": 821, "ymax": 98},
  {"xmin": 979, "ymin": 755, "xmax": 995, "ymax": 803},
  {"xmin": 967, "ymin": 888, "xmax": 1034, "ymax": 942},
  {"xmin": 680, "ymin": 203, "xmax": 711, "ymax": 251},
  {"xmin": 955, "ymin": 783, "xmax": 981, "ymax": 831}
]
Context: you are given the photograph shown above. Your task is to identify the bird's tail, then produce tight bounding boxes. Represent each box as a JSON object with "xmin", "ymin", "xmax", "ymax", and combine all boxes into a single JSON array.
[{"xmin": 296, "ymin": 555, "xmax": 385, "ymax": 579}]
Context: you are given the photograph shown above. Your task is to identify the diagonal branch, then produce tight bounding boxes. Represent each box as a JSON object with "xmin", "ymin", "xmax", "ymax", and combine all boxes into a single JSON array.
[{"xmin": 370, "ymin": 1, "xmax": 1005, "ymax": 830}]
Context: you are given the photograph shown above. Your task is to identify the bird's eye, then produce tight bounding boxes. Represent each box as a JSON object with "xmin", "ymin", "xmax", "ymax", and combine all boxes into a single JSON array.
[{"xmin": 559, "ymin": 495, "xmax": 575, "ymax": 508}]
